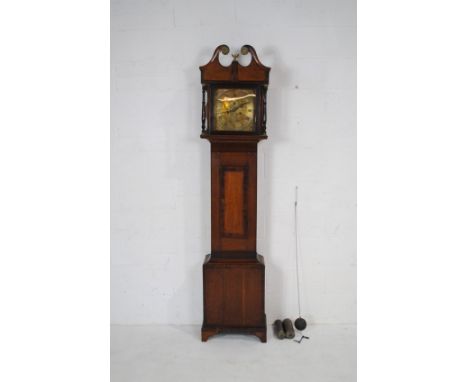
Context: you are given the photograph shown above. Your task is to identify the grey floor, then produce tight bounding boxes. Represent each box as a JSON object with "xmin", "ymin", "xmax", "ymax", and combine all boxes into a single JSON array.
[{"xmin": 111, "ymin": 324, "xmax": 356, "ymax": 382}]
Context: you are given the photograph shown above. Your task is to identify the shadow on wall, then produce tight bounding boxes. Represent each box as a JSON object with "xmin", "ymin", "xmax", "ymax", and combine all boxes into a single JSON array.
[
  {"xmin": 167, "ymin": 48, "xmax": 212, "ymax": 325},
  {"xmin": 258, "ymin": 46, "xmax": 294, "ymax": 324}
]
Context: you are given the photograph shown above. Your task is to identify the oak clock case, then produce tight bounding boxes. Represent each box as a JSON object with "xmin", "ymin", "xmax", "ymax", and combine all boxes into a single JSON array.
[{"xmin": 199, "ymin": 45, "xmax": 270, "ymax": 343}]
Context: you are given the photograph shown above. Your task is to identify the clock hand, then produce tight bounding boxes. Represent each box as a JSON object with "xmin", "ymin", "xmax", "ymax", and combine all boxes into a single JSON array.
[
  {"xmin": 227, "ymin": 100, "xmax": 250, "ymax": 114},
  {"xmin": 217, "ymin": 94, "xmax": 256, "ymax": 103},
  {"xmin": 219, "ymin": 101, "xmax": 249, "ymax": 114}
]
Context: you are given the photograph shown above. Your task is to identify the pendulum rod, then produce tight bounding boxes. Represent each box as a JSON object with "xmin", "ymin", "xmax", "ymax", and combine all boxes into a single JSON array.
[{"xmin": 294, "ymin": 186, "xmax": 301, "ymax": 318}]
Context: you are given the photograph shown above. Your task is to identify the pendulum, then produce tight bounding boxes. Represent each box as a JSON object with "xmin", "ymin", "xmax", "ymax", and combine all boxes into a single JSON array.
[{"xmin": 293, "ymin": 186, "xmax": 307, "ymax": 331}]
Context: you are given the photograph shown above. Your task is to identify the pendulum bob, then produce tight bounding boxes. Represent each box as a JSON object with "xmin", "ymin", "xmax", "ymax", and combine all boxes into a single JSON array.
[{"xmin": 294, "ymin": 317, "xmax": 307, "ymax": 331}]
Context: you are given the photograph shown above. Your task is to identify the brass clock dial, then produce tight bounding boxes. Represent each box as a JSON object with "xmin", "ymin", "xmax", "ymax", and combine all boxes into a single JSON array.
[{"xmin": 214, "ymin": 88, "xmax": 256, "ymax": 132}]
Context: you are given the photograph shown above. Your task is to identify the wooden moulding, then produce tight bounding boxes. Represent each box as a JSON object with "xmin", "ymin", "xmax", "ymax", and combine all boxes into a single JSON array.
[
  {"xmin": 204, "ymin": 252, "xmax": 265, "ymax": 263},
  {"xmin": 200, "ymin": 133, "xmax": 267, "ymax": 143},
  {"xmin": 201, "ymin": 134, "xmax": 267, "ymax": 153},
  {"xmin": 200, "ymin": 44, "xmax": 270, "ymax": 84}
]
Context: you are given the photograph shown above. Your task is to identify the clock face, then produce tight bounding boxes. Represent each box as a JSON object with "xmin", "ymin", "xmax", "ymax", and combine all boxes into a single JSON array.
[{"xmin": 213, "ymin": 88, "xmax": 256, "ymax": 132}]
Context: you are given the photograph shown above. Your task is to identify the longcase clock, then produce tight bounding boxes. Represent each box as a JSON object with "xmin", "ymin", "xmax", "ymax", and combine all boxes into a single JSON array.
[{"xmin": 200, "ymin": 45, "xmax": 270, "ymax": 342}]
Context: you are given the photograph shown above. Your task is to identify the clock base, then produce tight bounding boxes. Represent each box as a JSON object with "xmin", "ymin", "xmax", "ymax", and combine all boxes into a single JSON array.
[
  {"xmin": 201, "ymin": 316, "xmax": 267, "ymax": 343},
  {"xmin": 202, "ymin": 253, "xmax": 266, "ymax": 343}
]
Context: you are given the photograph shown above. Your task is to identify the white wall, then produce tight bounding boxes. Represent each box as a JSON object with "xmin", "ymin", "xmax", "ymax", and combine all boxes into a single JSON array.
[{"xmin": 111, "ymin": 0, "xmax": 356, "ymax": 325}]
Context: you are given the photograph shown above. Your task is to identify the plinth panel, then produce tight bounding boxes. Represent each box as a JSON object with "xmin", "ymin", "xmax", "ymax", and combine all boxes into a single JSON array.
[{"xmin": 203, "ymin": 256, "xmax": 265, "ymax": 328}]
